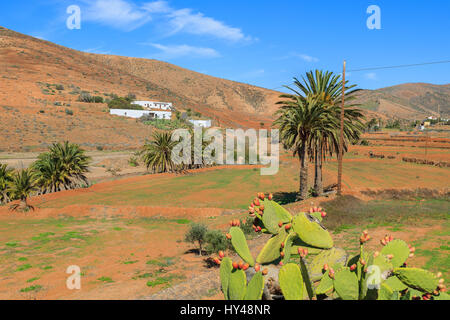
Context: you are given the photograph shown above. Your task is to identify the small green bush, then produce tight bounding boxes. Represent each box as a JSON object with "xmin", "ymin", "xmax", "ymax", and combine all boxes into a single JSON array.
[
  {"xmin": 185, "ymin": 223, "xmax": 208, "ymax": 256},
  {"xmin": 205, "ymin": 230, "xmax": 228, "ymax": 254}
]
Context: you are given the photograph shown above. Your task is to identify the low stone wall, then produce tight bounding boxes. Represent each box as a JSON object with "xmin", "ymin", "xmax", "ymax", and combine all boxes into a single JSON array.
[{"xmin": 402, "ymin": 157, "xmax": 450, "ymax": 168}]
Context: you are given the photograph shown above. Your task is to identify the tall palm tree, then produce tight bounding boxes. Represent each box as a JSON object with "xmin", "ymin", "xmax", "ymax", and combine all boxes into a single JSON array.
[
  {"xmin": 274, "ymin": 95, "xmax": 332, "ymax": 200},
  {"xmin": 289, "ymin": 70, "xmax": 364, "ymax": 196},
  {"xmin": 141, "ymin": 131, "xmax": 178, "ymax": 173},
  {"xmin": 33, "ymin": 142, "xmax": 91, "ymax": 193},
  {"xmin": 0, "ymin": 163, "xmax": 14, "ymax": 204},
  {"xmin": 8, "ymin": 168, "xmax": 37, "ymax": 212}
]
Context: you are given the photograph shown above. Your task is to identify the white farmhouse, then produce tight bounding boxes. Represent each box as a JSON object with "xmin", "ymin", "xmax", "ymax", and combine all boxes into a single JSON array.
[{"xmin": 110, "ymin": 100, "xmax": 173, "ymax": 120}]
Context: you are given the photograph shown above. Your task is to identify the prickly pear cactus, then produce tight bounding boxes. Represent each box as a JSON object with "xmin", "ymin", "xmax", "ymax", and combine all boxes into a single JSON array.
[
  {"xmin": 279, "ymin": 263, "xmax": 303, "ymax": 300},
  {"xmin": 281, "ymin": 232, "xmax": 296, "ymax": 264},
  {"xmin": 380, "ymin": 239, "xmax": 410, "ymax": 268},
  {"xmin": 333, "ymin": 267, "xmax": 359, "ymax": 300},
  {"xmin": 244, "ymin": 272, "xmax": 265, "ymax": 300},
  {"xmin": 229, "ymin": 226, "xmax": 255, "ymax": 266},
  {"xmin": 256, "ymin": 228, "xmax": 287, "ymax": 264},
  {"xmin": 383, "ymin": 275, "xmax": 408, "ymax": 292},
  {"xmin": 228, "ymin": 269, "xmax": 247, "ymax": 300},
  {"xmin": 309, "ymin": 247, "xmax": 348, "ymax": 281},
  {"xmin": 292, "ymin": 213, "xmax": 333, "ymax": 249},
  {"xmin": 315, "ymin": 270, "xmax": 334, "ymax": 295},
  {"xmin": 394, "ymin": 268, "xmax": 439, "ymax": 293},
  {"xmin": 220, "ymin": 257, "xmax": 233, "ymax": 300}
]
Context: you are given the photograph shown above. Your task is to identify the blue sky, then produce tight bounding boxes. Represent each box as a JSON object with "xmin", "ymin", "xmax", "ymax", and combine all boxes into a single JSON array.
[{"xmin": 1, "ymin": 0, "xmax": 449, "ymax": 91}]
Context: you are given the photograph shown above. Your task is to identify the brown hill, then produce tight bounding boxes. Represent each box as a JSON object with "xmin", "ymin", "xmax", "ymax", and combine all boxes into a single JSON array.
[
  {"xmin": 0, "ymin": 26, "xmax": 448, "ymax": 152},
  {"xmin": 356, "ymin": 83, "xmax": 450, "ymax": 120},
  {"xmin": 0, "ymin": 26, "xmax": 279, "ymax": 152}
]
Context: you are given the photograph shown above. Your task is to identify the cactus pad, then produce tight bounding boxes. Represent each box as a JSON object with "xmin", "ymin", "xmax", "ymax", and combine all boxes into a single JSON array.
[
  {"xmin": 315, "ymin": 270, "xmax": 334, "ymax": 295},
  {"xmin": 256, "ymin": 228, "xmax": 287, "ymax": 264},
  {"xmin": 244, "ymin": 272, "xmax": 265, "ymax": 300},
  {"xmin": 380, "ymin": 239, "xmax": 410, "ymax": 268},
  {"xmin": 333, "ymin": 267, "xmax": 359, "ymax": 300},
  {"xmin": 229, "ymin": 227, "xmax": 255, "ymax": 266},
  {"xmin": 394, "ymin": 267, "xmax": 439, "ymax": 293},
  {"xmin": 383, "ymin": 276, "xmax": 408, "ymax": 292},
  {"xmin": 309, "ymin": 247, "xmax": 348, "ymax": 281},
  {"xmin": 292, "ymin": 213, "xmax": 333, "ymax": 249},
  {"xmin": 228, "ymin": 269, "xmax": 247, "ymax": 300},
  {"xmin": 220, "ymin": 257, "xmax": 233, "ymax": 300},
  {"xmin": 279, "ymin": 263, "xmax": 304, "ymax": 300}
]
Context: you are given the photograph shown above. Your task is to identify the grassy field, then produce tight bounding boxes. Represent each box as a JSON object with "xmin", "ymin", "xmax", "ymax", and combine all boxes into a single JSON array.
[
  {"xmin": 30, "ymin": 147, "xmax": 449, "ymax": 210},
  {"xmin": 0, "ymin": 143, "xmax": 448, "ymax": 299},
  {"xmin": 0, "ymin": 197, "xmax": 448, "ymax": 299}
]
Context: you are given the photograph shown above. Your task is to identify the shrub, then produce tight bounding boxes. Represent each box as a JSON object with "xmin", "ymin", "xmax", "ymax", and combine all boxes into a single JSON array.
[
  {"xmin": 185, "ymin": 223, "xmax": 208, "ymax": 256},
  {"xmin": 55, "ymin": 84, "xmax": 64, "ymax": 90},
  {"xmin": 107, "ymin": 97, "xmax": 143, "ymax": 110},
  {"xmin": 205, "ymin": 230, "xmax": 229, "ymax": 254},
  {"xmin": 65, "ymin": 109, "xmax": 73, "ymax": 116},
  {"xmin": 93, "ymin": 96, "xmax": 104, "ymax": 103},
  {"xmin": 78, "ymin": 92, "xmax": 94, "ymax": 103}
]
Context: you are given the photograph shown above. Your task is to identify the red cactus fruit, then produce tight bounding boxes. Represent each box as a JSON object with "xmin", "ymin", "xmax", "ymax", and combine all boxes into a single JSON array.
[
  {"xmin": 268, "ymin": 193, "xmax": 273, "ymax": 200},
  {"xmin": 242, "ymin": 263, "xmax": 249, "ymax": 271},
  {"xmin": 350, "ymin": 264, "xmax": 357, "ymax": 271},
  {"xmin": 214, "ymin": 258, "xmax": 221, "ymax": 265},
  {"xmin": 260, "ymin": 205, "xmax": 265, "ymax": 211},
  {"xmin": 255, "ymin": 264, "xmax": 261, "ymax": 272},
  {"xmin": 218, "ymin": 251, "xmax": 225, "ymax": 259},
  {"xmin": 253, "ymin": 198, "xmax": 260, "ymax": 207},
  {"xmin": 280, "ymin": 242, "xmax": 285, "ymax": 249},
  {"xmin": 321, "ymin": 211, "xmax": 327, "ymax": 218},
  {"xmin": 262, "ymin": 268, "xmax": 268, "ymax": 276},
  {"xmin": 232, "ymin": 262, "xmax": 238, "ymax": 269},
  {"xmin": 323, "ymin": 263, "xmax": 329, "ymax": 271},
  {"xmin": 278, "ymin": 221, "xmax": 283, "ymax": 227},
  {"xmin": 238, "ymin": 261, "xmax": 244, "ymax": 269},
  {"xmin": 258, "ymin": 193, "xmax": 265, "ymax": 201},
  {"xmin": 285, "ymin": 224, "xmax": 291, "ymax": 230},
  {"xmin": 280, "ymin": 252, "xmax": 285, "ymax": 258},
  {"xmin": 226, "ymin": 233, "xmax": 232, "ymax": 240},
  {"xmin": 279, "ymin": 261, "xmax": 284, "ymax": 266}
]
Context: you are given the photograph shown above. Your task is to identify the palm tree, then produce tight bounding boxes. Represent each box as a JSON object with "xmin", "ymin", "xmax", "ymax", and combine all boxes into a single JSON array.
[
  {"xmin": 33, "ymin": 142, "xmax": 91, "ymax": 193},
  {"xmin": 8, "ymin": 168, "xmax": 37, "ymax": 212},
  {"xmin": 287, "ymin": 71, "xmax": 364, "ymax": 196},
  {"xmin": 0, "ymin": 163, "xmax": 14, "ymax": 204},
  {"xmin": 141, "ymin": 131, "xmax": 179, "ymax": 173},
  {"xmin": 274, "ymin": 95, "xmax": 332, "ymax": 200}
]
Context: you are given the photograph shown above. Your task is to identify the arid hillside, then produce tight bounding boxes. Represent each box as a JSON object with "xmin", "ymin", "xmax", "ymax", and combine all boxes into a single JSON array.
[
  {"xmin": 0, "ymin": 26, "xmax": 279, "ymax": 152},
  {"xmin": 356, "ymin": 83, "xmax": 450, "ymax": 120},
  {"xmin": 0, "ymin": 26, "xmax": 448, "ymax": 152}
]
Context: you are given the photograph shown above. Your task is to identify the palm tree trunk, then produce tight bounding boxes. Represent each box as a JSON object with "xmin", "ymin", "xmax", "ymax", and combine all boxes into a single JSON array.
[
  {"xmin": 314, "ymin": 148, "xmax": 324, "ymax": 196},
  {"xmin": 297, "ymin": 143, "xmax": 308, "ymax": 201}
]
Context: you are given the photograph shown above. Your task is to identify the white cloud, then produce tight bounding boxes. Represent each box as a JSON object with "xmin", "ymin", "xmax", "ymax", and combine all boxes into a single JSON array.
[
  {"xmin": 365, "ymin": 72, "xmax": 377, "ymax": 80},
  {"xmin": 81, "ymin": 0, "xmax": 250, "ymax": 42},
  {"xmin": 167, "ymin": 8, "xmax": 249, "ymax": 42},
  {"xmin": 294, "ymin": 53, "xmax": 319, "ymax": 63},
  {"xmin": 147, "ymin": 43, "xmax": 221, "ymax": 59},
  {"xmin": 83, "ymin": 46, "xmax": 111, "ymax": 55},
  {"xmin": 277, "ymin": 52, "xmax": 319, "ymax": 63},
  {"xmin": 83, "ymin": 0, "xmax": 152, "ymax": 31}
]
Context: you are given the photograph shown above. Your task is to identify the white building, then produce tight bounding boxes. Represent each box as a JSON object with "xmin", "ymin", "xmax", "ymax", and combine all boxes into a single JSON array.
[
  {"xmin": 189, "ymin": 119, "xmax": 212, "ymax": 128},
  {"xmin": 133, "ymin": 101, "xmax": 173, "ymax": 111},
  {"xmin": 110, "ymin": 100, "xmax": 173, "ymax": 120},
  {"xmin": 110, "ymin": 109, "xmax": 172, "ymax": 119}
]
